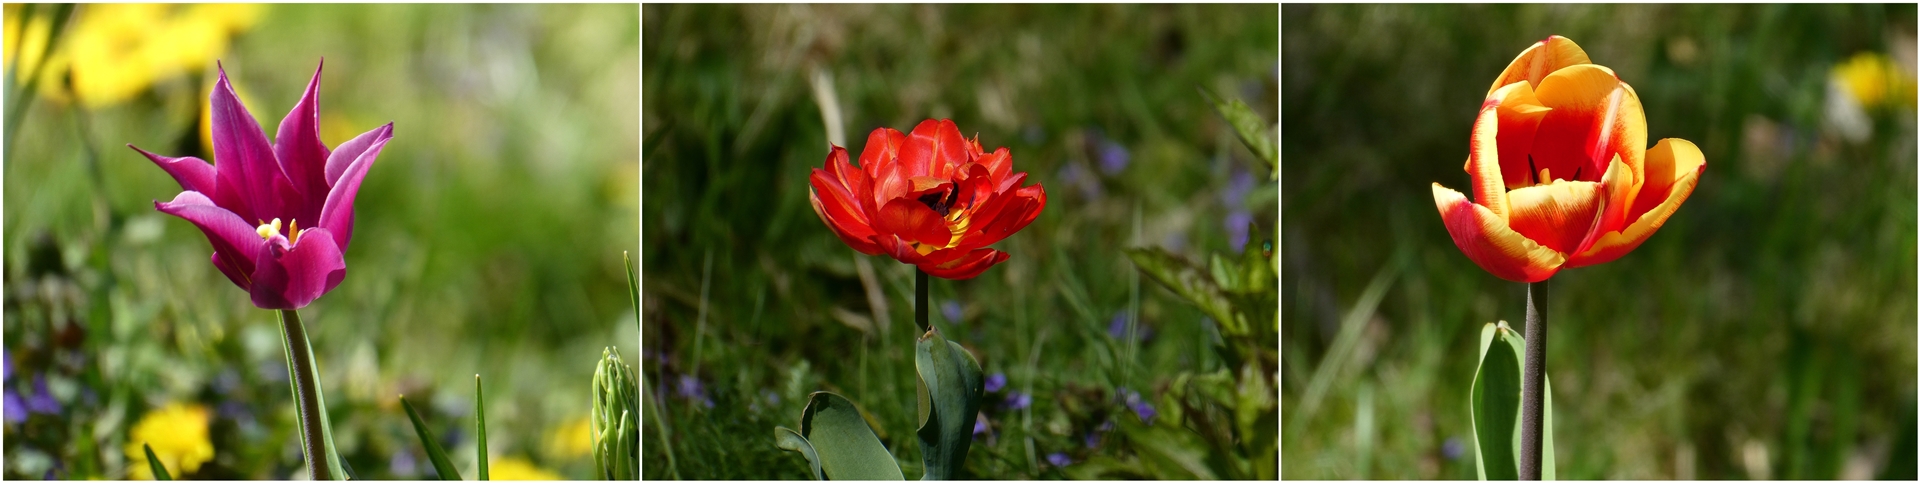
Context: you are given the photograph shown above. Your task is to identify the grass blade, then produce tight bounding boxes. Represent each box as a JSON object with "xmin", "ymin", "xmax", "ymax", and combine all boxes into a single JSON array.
[
  {"xmin": 476, "ymin": 375, "xmax": 489, "ymax": 481},
  {"xmin": 143, "ymin": 443, "xmax": 173, "ymax": 481},
  {"xmin": 401, "ymin": 395, "xmax": 463, "ymax": 480}
]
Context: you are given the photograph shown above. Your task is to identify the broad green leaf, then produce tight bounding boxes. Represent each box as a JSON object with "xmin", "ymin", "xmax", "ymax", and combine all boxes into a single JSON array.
[
  {"xmin": 143, "ymin": 443, "xmax": 173, "ymax": 480},
  {"xmin": 1201, "ymin": 88, "xmax": 1277, "ymax": 171},
  {"xmin": 800, "ymin": 392, "xmax": 904, "ymax": 480},
  {"xmin": 1125, "ymin": 247, "xmax": 1241, "ymax": 334},
  {"xmin": 401, "ymin": 395, "xmax": 463, "ymax": 480},
  {"xmin": 476, "ymin": 375, "xmax": 489, "ymax": 481},
  {"xmin": 775, "ymin": 426, "xmax": 826, "ymax": 480},
  {"xmin": 914, "ymin": 328, "xmax": 984, "ymax": 480},
  {"xmin": 1470, "ymin": 322, "xmax": 1557, "ymax": 481}
]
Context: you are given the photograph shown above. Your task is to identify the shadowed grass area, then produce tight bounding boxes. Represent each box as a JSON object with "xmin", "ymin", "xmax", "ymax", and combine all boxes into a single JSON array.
[
  {"xmin": 643, "ymin": 4, "xmax": 1275, "ymax": 479},
  {"xmin": 1283, "ymin": 4, "xmax": 1916, "ymax": 480}
]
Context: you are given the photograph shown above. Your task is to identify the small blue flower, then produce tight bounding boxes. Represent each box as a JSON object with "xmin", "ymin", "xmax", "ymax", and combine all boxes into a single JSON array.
[
  {"xmin": 973, "ymin": 414, "xmax": 988, "ymax": 436},
  {"xmin": 391, "ymin": 449, "xmax": 419, "ymax": 476},
  {"xmin": 1118, "ymin": 387, "xmax": 1156, "ymax": 425},
  {"xmin": 4, "ymin": 393, "xmax": 25, "ymax": 423},
  {"xmin": 1097, "ymin": 139, "xmax": 1130, "ymax": 175},
  {"xmin": 1083, "ymin": 430, "xmax": 1101, "ymax": 449},
  {"xmin": 1004, "ymin": 391, "xmax": 1031, "ymax": 411},
  {"xmin": 676, "ymin": 374, "xmax": 714, "ymax": 408},
  {"xmin": 3, "ymin": 356, "xmax": 12, "ymax": 381},
  {"xmin": 25, "ymin": 376, "xmax": 59, "ymax": 415},
  {"xmin": 1442, "ymin": 437, "xmax": 1466, "ymax": 461},
  {"xmin": 1047, "ymin": 452, "xmax": 1072, "ymax": 468},
  {"xmin": 1225, "ymin": 211, "xmax": 1253, "ymax": 250},
  {"xmin": 941, "ymin": 300, "xmax": 963, "ymax": 324},
  {"xmin": 1220, "ymin": 169, "xmax": 1256, "ymax": 206},
  {"xmin": 1107, "ymin": 312, "xmax": 1154, "ymax": 344},
  {"xmin": 983, "ymin": 373, "xmax": 1007, "ymax": 393}
]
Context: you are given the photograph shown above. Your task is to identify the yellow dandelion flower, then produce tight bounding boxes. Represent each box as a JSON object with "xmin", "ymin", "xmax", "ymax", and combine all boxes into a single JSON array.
[
  {"xmin": 488, "ymin": 456, "xmax": 564, "ymax": 480},
  {"xmin": 25, "ymin": 3, "xmax": 265, "ymax": 108},
  {"xmin": 123, "ymin": 402, "xmax": 214, "ymax": 480},
  {"xmin": 1831, "ymin": 51, "xmax": 1916, "ymax": 110},
  {"xmin": 546, "ymin": 415, "xmax": 596, "ymax": 460}
]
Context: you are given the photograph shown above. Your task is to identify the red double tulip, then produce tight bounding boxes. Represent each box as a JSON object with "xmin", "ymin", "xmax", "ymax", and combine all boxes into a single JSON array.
[
  {"xmin": 810, "ymin": 119, "xmax": 1046, "ymax": 280},
  {"xmin": 1433, "ymin": 36, "xmax": 1706, "ymax": 282}
]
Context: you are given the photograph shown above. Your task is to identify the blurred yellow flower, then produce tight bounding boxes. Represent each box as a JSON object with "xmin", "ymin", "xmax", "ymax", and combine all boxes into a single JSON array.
[
  {"xmin": 3, "ymin": 4, "xmax": 54, "ymax": 80},
  {"xmin": 489, "ymin": 456, "xmax": 564, "ymax": 480},
  {"xmin": 123, "ymin": 402, "xmax": 214, "ymax": 480},
  {"xmin": 547, "ymin": 415, "xmax": 595, "ymax": 459},
  {"xmin": 17, "ymin": 3, "xmax": 263, "ymax": 108},
  {"xmin": 1831, "ymin": 51, "xmax": 1916, "ymax": 110}
]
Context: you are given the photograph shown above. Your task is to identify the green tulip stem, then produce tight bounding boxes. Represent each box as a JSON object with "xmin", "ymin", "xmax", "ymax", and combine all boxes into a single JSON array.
[
  {"xmin": 916, "ymin": 269, "xmax": 931, "ymax": 334},
  {"xmin": 278, "ymin": 308, "xmax": 337, "ymax": 480},
  {"xmin": 1519, "ymin": 281, "xmax": 1549, "ymax": 480}
]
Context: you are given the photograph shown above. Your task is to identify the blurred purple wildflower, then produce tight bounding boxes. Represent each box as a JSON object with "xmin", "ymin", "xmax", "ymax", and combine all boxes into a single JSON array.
[
  {"xmin": 4, "ymin": 393, "xmax": 24, "ymax": 423},
  {"xmin": 941, "ymin": 300, "xmax": 963, "ymax": 324},
  {"xmin": 1106, "ymin": 312, "xmax": 1154, "ymax": 344},
  {"xmin": 1118, "ymin": 387, "xmax": 1156, "ymax": 425},
  {"xmin": 984, "ymin": 373, "xmax": 1007, "ymax": 393},
  {"xmin": 390, "ymin": 449, "xmax": 419, "ymax": 477},
  {"xmin": 1442, "ymin": 436, "xmax": 1466, "ymax": 461},
  {"xmin": 1225, "ymin": 211, "xmax": 1253, "ymax": 250},
  {"xmin": 3, "ymin": 356, "xmax": 12, "ymax": 381},
  {"xmin": 973, "ymin": 413, "xmax": 988, "ymax": 436},
  {"xmin": 25, "ymin": 376, "xmax": 59, "ymax": 415},
  {"xmin": 677, "ymin": 374, "xmax": 714, "ymax": 408},
  {"xmin": 1004, "ymin": 391, "xmax": 1031, "ymax": 411},
  {"xmin": 1056, "ymin": 162, "xmax": 1103, "ymax": 200},
  {"xmin": 1097, "ymin": 139, "xmax": 1130, "ymax": 175},
  {"xmin": 1220, "ymin": 169, "xmax": 1256, "ymax": 206},
  {"xmin": 1047, "ymin": 452, "xmax": 1072, "ymax": 468}
]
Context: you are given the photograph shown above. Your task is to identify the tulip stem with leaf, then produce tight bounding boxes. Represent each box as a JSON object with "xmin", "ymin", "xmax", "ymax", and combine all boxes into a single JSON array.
[{"xmin": 1518, "ymin": 282, "xmax": 1548, "ymax": 479}]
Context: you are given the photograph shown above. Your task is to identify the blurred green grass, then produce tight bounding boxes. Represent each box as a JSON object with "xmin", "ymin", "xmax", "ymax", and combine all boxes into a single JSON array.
[
  {"xmin": 1283, "ymin": 4, "xmax": 1916, "ymax": 480},
  {"xmin": 642, "ymin": 4, "xmax": 1274, "ymax": 479},
  {"xmin": 4, "ymin": 4, "xmax": 637, "ymax": 479}
]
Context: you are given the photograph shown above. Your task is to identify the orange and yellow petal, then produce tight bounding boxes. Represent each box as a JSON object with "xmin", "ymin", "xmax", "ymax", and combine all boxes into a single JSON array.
[
  {"xmin": 1433, "ymin": 183, "xmax": 1566, "ymax": 282},
  {"xmin": 1584, "ymin": 154, "xmax": 1638, "ymax": 245},
  {"xmin": 1565, "ymin": 138, "xmax": 1704, "ymax": 268},
  {"xmin": 1531, "ymin": 64, "xmax": 1647, "ymax": 186},
  {"xmin": 1504, "ymin": 178, "xmax": 1605, "ymax": 255},
  {"xmin": 1488, "ymin": 35, "xmax": 1592, "ymax": 96},
  {"xmin": 1485, "ymin": 81, "xmax": 1554, "ymax": 191}
]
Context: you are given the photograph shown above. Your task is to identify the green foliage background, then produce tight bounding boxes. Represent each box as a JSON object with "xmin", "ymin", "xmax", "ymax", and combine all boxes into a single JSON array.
[
  {"xmin": 4, "ymin": 4, "xmax": 638, "ymax": 479},
  {"xmin": 1283, "ymin": 4, "xmax": 1917, "ymax": 480},
  {"xmin": 642, "ymin": 4, "xmax": 1276, "ymax": 479}
]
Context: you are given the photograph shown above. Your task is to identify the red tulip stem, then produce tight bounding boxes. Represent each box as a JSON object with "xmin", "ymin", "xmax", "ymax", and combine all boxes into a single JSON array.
[
  {"xmin": 278, "ymin": 309, "xmax": 337, "ymax": 480},
  {"xmin": 916, "ymin": 269, "xmax": 931, "ymax": 334},
  {"xmin": 1519, "ymin": 281, "xmax": 1549, "ymax": 480}
]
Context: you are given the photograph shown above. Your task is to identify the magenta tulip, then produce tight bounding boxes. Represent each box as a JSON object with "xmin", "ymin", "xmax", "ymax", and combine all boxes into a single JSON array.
[{"xmin": 132, "ymin": 60, "xmax": 393, "ymax": 309}]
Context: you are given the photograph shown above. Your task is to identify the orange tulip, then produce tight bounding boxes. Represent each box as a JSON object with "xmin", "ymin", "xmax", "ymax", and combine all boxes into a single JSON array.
[
  {"xmin": 810, "ymin": 119, "xmax": 1047, "ymax": 280},
  {"xmin": 1433, "ymin": 36, "xmax": 1706, "ymax": 282}
]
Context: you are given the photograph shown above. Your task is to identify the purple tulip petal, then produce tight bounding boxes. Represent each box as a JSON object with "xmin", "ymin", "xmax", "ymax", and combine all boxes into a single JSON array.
[
  {"xmin": 129, "ymin": 145, "xmax": 216, "ymax": 195},
  {"xmin": 325, "ymin": 123, "xmax": 394, "ymax": 188},
  {"xmin": 248, "ymin": 228, "xmax": 346, "ymax": 309},
  {"xmin": 156, "ymin": 191, "xmax": 263, "ymax": 288},
  {"xmin": 317, "ymin": 123, "xmax": 392, "ymax": 251},
  {"xmin": 274, "ymin": 60, "xmax": 332, "ymax": 223},
  {"xmin": 210, "ymin": 63, "xmax": 293, "ymax": 224}
]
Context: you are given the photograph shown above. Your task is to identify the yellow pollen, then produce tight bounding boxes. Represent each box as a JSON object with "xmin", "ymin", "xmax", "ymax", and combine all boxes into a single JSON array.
[
  {"xmin": 289, "ymin": 219, "xmax": 301, "ymax": 243},
  {"xmin": 255, "ymin": 218, "xmax": 282, "ymax": 240},
  {"xmin": 1538, "ymin": 168, "xmax": 1551, "ymax": 183}
]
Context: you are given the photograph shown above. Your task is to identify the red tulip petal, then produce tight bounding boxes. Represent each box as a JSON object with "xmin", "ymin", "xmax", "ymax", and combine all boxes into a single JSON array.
[
  {"xmin": 1531, "ymin": 64, "xmax": 1647, "ymax": 188},
  {"xmin": 326, "ymin": 123, "xmax": 393, "ymax": 188},
  {"xmin": 1486, "ymin": 81, "xmax": 1553, "ymax": 191},
  {"xmin": 920, "ymin": 248, "xmax": 1009, "ymax": 280},
  {"xmin": 210, "ymin": 63, "xmax": 290, "ymax": 224},
  {"xmin": 871, "ymin": 161, "xmax": 910, "ymax": 209},
  {"xmin": 960, "ymin": 183, "xmax": 1046, "ymax": 251},
  {"xmin": 276, "ymin": 60, "xmax": 331, "ymax": 223},
  {"xmin": 823, "ymin": 145, "xmax": 872, "ymax": 214},
  {"xmin": 1433, "ymin": 183, "xmax": 1566, "ymax": 282},
  {"xmin": 1465, "ymin": 95, "xmax": 1511, "ymax": 218},
  {"xmin": 809, "ymin": 167, "xmax": 879, "ymax": 233},
  {"xmin": 1487, "ymin": 35, "xmax": 1592, "ymax": 95},
  {"xmin": 976, "ymin": 146, "xmax": 1012, "ymax": 184},
  {"xmin": 874, "ymin": 198, "xmax": 953, "ymax": 249},
  {"xmin": 1565, "ymin": 138, "xmax": 1705, "ymax": 268},
  {"xmin": 315, "ymin": 123, "xmax": 393, "ymax": 252},
  {"xmin": 1582, "ymin": 154, "xmax": 1638, "ymax": 249},
  {"xmin": 155, "ymin": 191, "xmax": 263, "ymax": 289},
  {"xmin": 809, "ymin": 189, "xmax": 884, "ymax": 255},
  {"xmin": 899, "ymin": 119, "xmax": 967, "ymax": 178},
  {"xmin": 130, "ymin": 145, "xmax": 216, "ymax": 195},
  {"xmin": 249, "ymin": 227, "xmax": 346, "ymax": 309},
  {"xmin": 1505, "ymin": 179, "xmax": 1605, "ymax": 255},
  {"xmin": 859, "ymin": 127, "xmax": 907, "ymax": 176}
]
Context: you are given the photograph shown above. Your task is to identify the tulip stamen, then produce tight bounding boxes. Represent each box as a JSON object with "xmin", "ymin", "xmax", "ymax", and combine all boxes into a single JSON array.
[
  {"xmin": 918, "ymin": 187, "xmax": 956, "ymax": 217},
  {"xmin": 256, "ymin": 218, "xmax": 283, "ymax": 241},
  {"xmin": 1527, "ymin": 155, "xmax": 1539, "ymax": 185}
]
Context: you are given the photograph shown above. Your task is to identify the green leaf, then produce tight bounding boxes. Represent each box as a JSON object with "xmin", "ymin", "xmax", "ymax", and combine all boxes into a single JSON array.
[
  {"xmin": 775, "ymin": 426, "xmax": 826, "ymax": 480},
  {"xmin": 401, "ymin": 395, "xmax": 463, "ymax": 480},
  {"xmin": 277, "ymin": 309, "xmax": 347, "ymax": 480},
  {"xmin": 913, "ymin": 328, "xmax": 984, "ymax": 480},
  {"xmin": 1470, "ymin": 322, "xmax": 1556, "ymax": 481},
  {"xmin": 800, "ymin": 392, "xmax": 904, "ymax": 480},
  {"xmin": 475, "ymin": 375, "xmax": 489, "ymax": 481},
  {"xmin": 143, "ymin": 443, "xmax": 173, "ymax": 481},
  {"xmin": 1125, "ymin": 247, "xmax": 1241, "ymax": 334},
  {"xmin": 1201, "ymin": 88, "xmax": 1277, "ymax": 171},
  {"xmin": 624, "ymin": 251, "xmax": 640, "ymax": 331}
]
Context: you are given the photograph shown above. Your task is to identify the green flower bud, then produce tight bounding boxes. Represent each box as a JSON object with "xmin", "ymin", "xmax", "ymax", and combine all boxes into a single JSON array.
[{"xmin": 592, "ymin": 347, "xmax": 638, "ymax": 480}]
